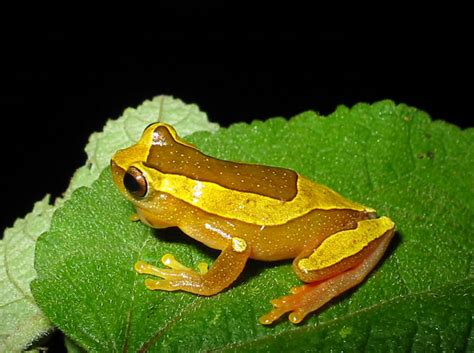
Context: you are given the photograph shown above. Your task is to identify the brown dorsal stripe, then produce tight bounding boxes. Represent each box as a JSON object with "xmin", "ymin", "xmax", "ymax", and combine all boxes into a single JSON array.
[{"xmin": 145, "ymin": 126, "xmax": 298, "ymax": 201}]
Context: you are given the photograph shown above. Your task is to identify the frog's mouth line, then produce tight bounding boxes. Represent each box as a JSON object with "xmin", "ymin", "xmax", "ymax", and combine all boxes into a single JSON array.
[
  {"xmin": 136, "ymin": 208, "xmax": 153, "ymax": 227},
  {"xmin": 135, "ymin": 207, "xmax": 174, "ymax": 229}
]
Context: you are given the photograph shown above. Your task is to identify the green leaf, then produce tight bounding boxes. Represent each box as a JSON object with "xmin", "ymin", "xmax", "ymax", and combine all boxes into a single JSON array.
[
  {"xmin": 0, "ymin": 95, "xmax": 218, "ymax": 352},
  {"xmin": 0, "ymin": 197, "xmax": 54, "ymax": 353},
  {"xmin": 32, "ymin": 101, "xmax": 473, "ymax": 352}
]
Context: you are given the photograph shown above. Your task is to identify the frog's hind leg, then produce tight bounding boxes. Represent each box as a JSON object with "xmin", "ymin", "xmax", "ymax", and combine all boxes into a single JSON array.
[{"xmin": 259, "ymin": 224, "xmax": 394, "ymax": 325}]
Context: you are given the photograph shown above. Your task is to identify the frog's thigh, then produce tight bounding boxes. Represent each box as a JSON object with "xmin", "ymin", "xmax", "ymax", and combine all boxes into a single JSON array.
[
  {"xmin": 293, "ymin": 233, "xmax": 386, "ymax": 283},
  {"xmin": 260, "ymin": 217, "xmax": 395, "ymax": 325},
  {"xmin": 293, "ymin": 217, "xmax": 394, "ymax": 283}
]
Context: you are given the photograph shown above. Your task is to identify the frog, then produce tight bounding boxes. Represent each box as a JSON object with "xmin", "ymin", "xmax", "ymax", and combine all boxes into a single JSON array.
[{"xmin": 111, "ymin": 122, "xmax": 395, "ymax": 325}]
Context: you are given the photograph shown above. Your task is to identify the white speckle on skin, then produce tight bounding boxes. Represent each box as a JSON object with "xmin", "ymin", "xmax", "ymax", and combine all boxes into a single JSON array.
[
  {"xmin": 205, "ymin": 223, "xmax": 231, "ymax": 239},
  {"xmin": 192, "ymin": 182, "xmax": 204, "ymax": 203}
]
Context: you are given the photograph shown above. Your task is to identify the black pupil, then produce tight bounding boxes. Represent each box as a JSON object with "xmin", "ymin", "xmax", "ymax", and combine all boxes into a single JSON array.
[{"xmin": 124, "ymin": 169, "xmax": 147, "ymax": 198}]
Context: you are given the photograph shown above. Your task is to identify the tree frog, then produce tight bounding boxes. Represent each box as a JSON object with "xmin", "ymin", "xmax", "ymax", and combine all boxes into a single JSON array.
[{"xmin": 111, "ymin": 123, "xmax": 395, "ymax": 325}]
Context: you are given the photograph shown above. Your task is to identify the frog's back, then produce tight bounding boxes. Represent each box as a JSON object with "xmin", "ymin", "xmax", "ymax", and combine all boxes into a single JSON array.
[
  {"xmin": 141, "ymin": 125, "xmax": 370, "ymax": 226},
  {"xmin": 146, "ymin": 125, "xmax": 299, "ymax": 202}
]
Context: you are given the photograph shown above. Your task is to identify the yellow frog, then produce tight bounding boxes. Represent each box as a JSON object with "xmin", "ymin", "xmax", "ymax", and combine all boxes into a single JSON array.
[{"xmin": 111, "ymin": 123, "xmax": 395, "ymax": 325}]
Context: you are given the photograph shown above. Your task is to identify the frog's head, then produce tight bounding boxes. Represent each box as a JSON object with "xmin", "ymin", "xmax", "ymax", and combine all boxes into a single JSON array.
[
  {"xmin": 111, "ymin": 123, "xmax": 157, "ymax": 200},
  {"xmin": 111, "ymin": 122, "xmax": 192, "ymax": 227}
]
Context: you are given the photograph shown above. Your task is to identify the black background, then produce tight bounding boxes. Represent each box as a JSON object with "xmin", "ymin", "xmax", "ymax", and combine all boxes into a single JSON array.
[{"xmin": 1, "ymin": 30, "xmax": 472, "ymax": 234}]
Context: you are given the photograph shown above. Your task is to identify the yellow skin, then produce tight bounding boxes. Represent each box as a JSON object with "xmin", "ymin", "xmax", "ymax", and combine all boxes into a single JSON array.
[{"xmin": 111, "ymin": 123, "xmax": 395, "ymax": 325}]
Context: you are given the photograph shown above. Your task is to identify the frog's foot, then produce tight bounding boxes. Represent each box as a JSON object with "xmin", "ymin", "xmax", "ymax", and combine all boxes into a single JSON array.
[
  {"xmin": 135, "ymin": 254, "xmax": 208, "ymax": 292},
  {"xmin": 259, "ymin": 282, "xmax": 323, "ymax": 325}
]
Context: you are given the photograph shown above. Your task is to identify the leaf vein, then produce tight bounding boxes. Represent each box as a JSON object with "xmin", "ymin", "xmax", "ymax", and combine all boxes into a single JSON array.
[{"xmin": 138, "ymin": 297, "xmax": 203, "ymax": 352}]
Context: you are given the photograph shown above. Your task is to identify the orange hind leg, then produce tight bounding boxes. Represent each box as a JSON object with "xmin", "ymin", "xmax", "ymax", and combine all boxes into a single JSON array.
[{"xmin": 259, "ymin": 229, "xmax": 394, "ymax": 325}]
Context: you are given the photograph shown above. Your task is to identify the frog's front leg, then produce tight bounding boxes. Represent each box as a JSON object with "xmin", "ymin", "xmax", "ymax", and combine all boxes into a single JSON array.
[
  {"xmin": 135, "ymin": 237, "xmax": 251, "ymax": 296},
  {"xmin": 260, "ymin": 216, "xmax": 395, "ymax": 325}
]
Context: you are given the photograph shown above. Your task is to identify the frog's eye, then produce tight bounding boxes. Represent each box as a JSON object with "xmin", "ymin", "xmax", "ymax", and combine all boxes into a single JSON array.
[{"xmin": 124, "ymin": 167, "xmax": 148, "ymax": 198}]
